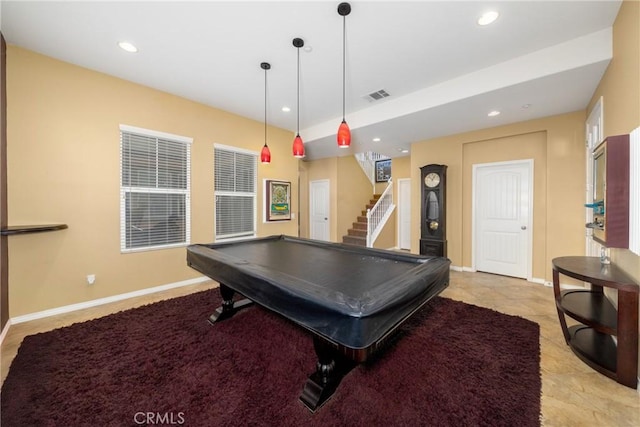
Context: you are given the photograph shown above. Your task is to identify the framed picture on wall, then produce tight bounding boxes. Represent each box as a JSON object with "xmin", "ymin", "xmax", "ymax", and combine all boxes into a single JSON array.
[
  {"xmin": 375, "ymin": 159, "xmax": 392, "ymax": 182},
  {"xmin": 266, "ymin": 180, "xmax": 291, "ymax": 221}
]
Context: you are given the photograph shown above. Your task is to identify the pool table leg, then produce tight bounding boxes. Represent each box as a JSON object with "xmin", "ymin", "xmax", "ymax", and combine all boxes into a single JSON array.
[
  {"xmin": 299, "ymin": 336, "xmax": 355, "ymax": 412},
  {"xmin": 208, "ymin": 283, "xmax": 253, "ymax": 324}
]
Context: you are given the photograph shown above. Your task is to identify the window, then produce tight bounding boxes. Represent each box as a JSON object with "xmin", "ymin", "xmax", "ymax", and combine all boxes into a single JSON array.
[
  {"xmin": 214, "ymin": 144, "xmax": 257, "ymax": 240},
  {"xmin": 120, "ymin": 125, "xmax": 191, "ymax": 251}
]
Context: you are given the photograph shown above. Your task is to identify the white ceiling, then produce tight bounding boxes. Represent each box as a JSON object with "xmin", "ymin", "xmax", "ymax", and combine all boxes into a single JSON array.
[{"xmin": 0, "ymin": 1, "xmax": 621, "ymax": 160}]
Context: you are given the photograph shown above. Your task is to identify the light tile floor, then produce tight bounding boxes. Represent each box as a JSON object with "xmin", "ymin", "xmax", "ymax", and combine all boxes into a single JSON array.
[
  {"xmin": 1, "ymin": 271, "xmax": 639, "ymax": 426},
  {"xmin": 441, "ymin": 271, "xmax": 639, "ymax": 427}
]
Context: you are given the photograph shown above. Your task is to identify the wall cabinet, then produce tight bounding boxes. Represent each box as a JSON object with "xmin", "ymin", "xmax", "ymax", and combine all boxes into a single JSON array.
[
  {"xmin": 590, "ymin": 134, "xmax": 630, "ymax": 248},
  {"xmin": 553, "ymin": 256, "xmax": 638, "ymax": 388}
]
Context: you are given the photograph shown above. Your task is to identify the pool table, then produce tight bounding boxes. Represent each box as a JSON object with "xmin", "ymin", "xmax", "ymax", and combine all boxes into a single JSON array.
[{"xmin": 187, "ymin": 235, "xmax": 450, "ymax": 411}]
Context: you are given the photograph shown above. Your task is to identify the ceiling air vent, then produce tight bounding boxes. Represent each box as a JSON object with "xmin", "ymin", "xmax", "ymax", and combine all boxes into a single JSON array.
[{"xmin": 364, "ymin": 89, "xmax": 390, "ymax": 102}]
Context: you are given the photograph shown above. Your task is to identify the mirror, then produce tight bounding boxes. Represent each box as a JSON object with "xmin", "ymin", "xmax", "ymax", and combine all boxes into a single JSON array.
[
  {"xmin": 427, "ymin": 191, "xmax": 439, "ymax": 220},
  {"xmin": 593, "ymin": 144, "xmax": 606, "ymax": 203}
]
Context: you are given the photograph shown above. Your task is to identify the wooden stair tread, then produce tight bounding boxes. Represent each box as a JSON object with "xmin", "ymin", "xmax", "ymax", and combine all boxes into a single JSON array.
[{"xmin": 341, "ymin": 194, "xmax": 383, "ymax": 247}]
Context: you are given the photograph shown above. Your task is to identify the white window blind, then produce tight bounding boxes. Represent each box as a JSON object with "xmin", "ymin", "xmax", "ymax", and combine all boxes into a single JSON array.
[
  {"xmin": 120, "ymin": 125, "xmax": 191, "ymax": 251},
  {"xmin": 214, "ymin": 145, "xmax": 257, "ymax": 240}
]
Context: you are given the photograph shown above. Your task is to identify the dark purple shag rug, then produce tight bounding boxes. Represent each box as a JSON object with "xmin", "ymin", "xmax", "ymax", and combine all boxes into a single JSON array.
[{"xmin": 1, "ymin": 289, "xmax": 541, "ymax": 426}]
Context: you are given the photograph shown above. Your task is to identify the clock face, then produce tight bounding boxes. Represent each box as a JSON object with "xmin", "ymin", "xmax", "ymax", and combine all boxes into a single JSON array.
[{"xmin": 424, "ymin": 172, "xmax": 441, "ymax": 188}]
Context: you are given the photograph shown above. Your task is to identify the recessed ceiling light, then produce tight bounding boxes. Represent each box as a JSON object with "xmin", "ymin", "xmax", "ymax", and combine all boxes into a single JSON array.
[
  {"xmin": 400, "ymin": 149, "xmax": 409, "ymax": 154},
  {"xmin": 373, "ymin": 137, "xmax": 381, "ymax": 142},
  {"xmin": 118, "ymin": 41, "xmax": 138, "ymax": 53},
  {"xmin": 488, "ymin": 110, "xmax": 501, "ymax": 117},
  {"xmin": 522, "ymin": 104, "xmax": 532, "ymax": 109},
  {"xmin": 281, "ymin": 106, "xmax": 291, "ymax": 112},
  {"xmin": 478, "ymin": 11, "xmax": 499, "ymax": 26}
]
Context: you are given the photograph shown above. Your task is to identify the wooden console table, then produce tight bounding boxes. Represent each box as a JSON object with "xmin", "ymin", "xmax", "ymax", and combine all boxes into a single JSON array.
[{"xmin": 553, "ymin": 256, "xmax": 639, "ymax": 388}]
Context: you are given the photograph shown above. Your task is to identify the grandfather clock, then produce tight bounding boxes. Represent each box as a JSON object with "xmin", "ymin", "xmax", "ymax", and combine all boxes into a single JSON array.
[{"xmin": 420, "ymin": 164, "xmax": 447, "ymax": 257}]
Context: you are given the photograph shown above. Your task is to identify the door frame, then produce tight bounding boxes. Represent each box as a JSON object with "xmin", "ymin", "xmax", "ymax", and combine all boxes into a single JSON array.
[
  {"xmin": 471, "ymin": 159, "xmax": 534, "ymax": 280},
  {"xmin": 309, "ymin": 179, "xmax": 330, "ymax": 241},
  {"xmin": 396, "ymin": 178, "xmax": 411, "ymax": 250},
  {"xmin": 585, "ymin": 97, "xmax": 603, "ymax": 257}
]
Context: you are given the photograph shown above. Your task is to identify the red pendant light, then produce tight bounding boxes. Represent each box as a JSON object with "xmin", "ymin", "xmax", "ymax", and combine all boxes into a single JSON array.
[
  {"xmin": 260, "ymin": 143, "xmax": 271, "ymax": 164},
  {"xmin": 337, "ymin": 2, "xmax": 351, "ymax": 148},
  {"xmin": 337, "ymin": 120, "xmax": 351, "ymax": 148},
  {"xmin": 292, "ymin": 38, "xmax": 305, "ymax": 158},
  {"xmin": 292, "ymin": 134, "xmax": 304, "ymax": 158},
  {"xmin": 260, "ymin": 62, "xmax": 271, "ymax": 164}
]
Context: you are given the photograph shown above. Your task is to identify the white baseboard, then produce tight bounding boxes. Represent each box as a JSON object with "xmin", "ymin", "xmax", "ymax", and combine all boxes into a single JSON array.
[
  {"xmin": 559, "ymin": 283, "xmax": 588, "ymax": 290},
  {"xmin": 450, "ymin": 270, "xmax": 550, "ymax": 287},
  {"xmin": 0, "ymin": 319, "xmax": 12, "ymax": 346},
  {"xmin": 10, "ymin": 276, "xmax": 211, "ymax": 326}
]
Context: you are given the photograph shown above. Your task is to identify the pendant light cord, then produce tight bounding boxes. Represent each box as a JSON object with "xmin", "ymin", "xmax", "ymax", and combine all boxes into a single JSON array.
[
  {"xmin": 264, "ymin": 67, "xmax": 267, "ymax": 145},
  {"xmin": 342, "ymin": 14, "xmax": 346, "ymax": 121},
  {"xmin": 297, "ymin": 47, "xmax": 300, "ymax": 135}
]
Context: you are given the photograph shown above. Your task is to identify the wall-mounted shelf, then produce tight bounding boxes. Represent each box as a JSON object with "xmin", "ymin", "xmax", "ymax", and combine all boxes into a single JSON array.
[
  {"xmin": 0, "ymin": 224, "xmax": 68, "ymax": 236},
  {"xmin": 589, "ymin": 134, "xmax": 630, "ymax": 248},
  {"xmin": 553, "ymin": 256, "xmax": 638, "ymax": 389}
]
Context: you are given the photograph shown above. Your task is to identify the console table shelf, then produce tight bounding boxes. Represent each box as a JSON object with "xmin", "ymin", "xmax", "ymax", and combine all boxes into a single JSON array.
[
  {"xmin": 553, "ymin": 256, "xmax": 639, "ymax": 389},
  {"xmin": 559, "ymin": 290, "xmax": 617, "ymax": 333},
  {"xmin": 568, "ymin": 325, "xmax": 617, "ymax": 373}
]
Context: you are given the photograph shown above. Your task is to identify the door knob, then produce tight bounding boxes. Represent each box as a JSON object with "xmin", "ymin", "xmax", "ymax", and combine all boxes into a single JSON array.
[{"xmin": 521, "ymin": 226, "xmax": 527, "ymax": 230}]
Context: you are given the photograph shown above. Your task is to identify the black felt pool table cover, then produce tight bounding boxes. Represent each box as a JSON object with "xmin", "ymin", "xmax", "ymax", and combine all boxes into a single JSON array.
[{"xmin": 187, "ymin": 235, "xmax": 450, "ymax": 349}]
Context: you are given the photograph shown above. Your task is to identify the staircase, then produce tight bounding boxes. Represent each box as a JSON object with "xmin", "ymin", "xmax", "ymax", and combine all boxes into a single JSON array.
[
  {"xmin": 342, "ymin": 194, "xmax": 381, "ymax": 246},
  {"xmin": 354, "ymin": 151, "xmax": 389, "ymax": 191}
]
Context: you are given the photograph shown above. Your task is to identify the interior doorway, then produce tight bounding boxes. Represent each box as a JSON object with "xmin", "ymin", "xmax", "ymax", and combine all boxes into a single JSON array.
[
  {"xmin": 585, "ymin": 97, "xmax": 603, "ymax": 257},
  {"xmin": 397, "ymin": 179, "xmax": 411, "ymax": 250},
  {"xmin": 309, "ymin": 179, "xmax": 330, "ymax": 241},
  {"xmin": 473, "ymin": 159, "xmax": 533, "ymax": 279}
]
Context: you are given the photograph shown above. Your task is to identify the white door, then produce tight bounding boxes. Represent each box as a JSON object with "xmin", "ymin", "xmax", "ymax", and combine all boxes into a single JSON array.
[
  {"xmin": 397, "ymin": 179, "xmax": 411, "ymax": 250},
  {"xmin": 309, "ymin": 180, "xmax": 330, "ymax": 241},
  {"xmin": 473, "ymin": 160, "xmax": 533, "ymax": 279}
]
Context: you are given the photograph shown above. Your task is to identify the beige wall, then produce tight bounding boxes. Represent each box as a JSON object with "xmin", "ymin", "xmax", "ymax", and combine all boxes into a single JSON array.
[
  {"xmin": 298, "ymin": 163, "xmax": 308, "ymax": 238},
  {"xmin": 411, "ymin": 111, "xmax": 586, "ymax": 283},
  {"xmin": 7, "ymin": 46, "xmax": 298, "ymax": 316},
  {"xmin": 300, "ymin": 154, "xmax": 404, "ymax": 248},
  {"xmin": 300, "ymin": 155, "xmax": 379, "ymax": 243},
  {"xmin": 300, "ymin": 157, "xmax": 337, "ymax": 241},
  {"xmin": 6, "ymin": 0, "xmax": 637, "ymax": 319},
  {"xmin": 461, "ymin": 132, "xmax": 548, "ymax": 279},
  {"xmin": 337, "ymin": 155, "xmax": 372, "ymax": 241},
  {"xmin": 372, "ymin": 156, "xmax": 411, "ymax": 250},
  {"xmin": 587, "ymin": 0, "xmax": 640, "ymax": 373},
  {"xmin": 588, "ymin": 0, "xmax": 640, "ymax": 282},
  {"xmin": 390, "ymin": 156, "xmax": 411, "ymax": 180}
]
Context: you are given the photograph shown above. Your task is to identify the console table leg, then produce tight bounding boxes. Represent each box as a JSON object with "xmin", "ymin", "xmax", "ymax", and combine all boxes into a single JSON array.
[
  {"xmin": 553, "ymin": 269, "xmax": 571, "ymax": 344},
  {"xmin": 617, "ymin": 291, "xmax": 639, "ymax": 388}
]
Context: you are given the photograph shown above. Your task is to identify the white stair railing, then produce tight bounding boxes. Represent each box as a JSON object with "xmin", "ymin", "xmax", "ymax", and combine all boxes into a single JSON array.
[
  {"xmin": 366, "ymin": 178, "xmax": 395, "ymax": 247},
  {"xmin": 355, "ymin": 152, "xmax": 389, "ymax": 190}
]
